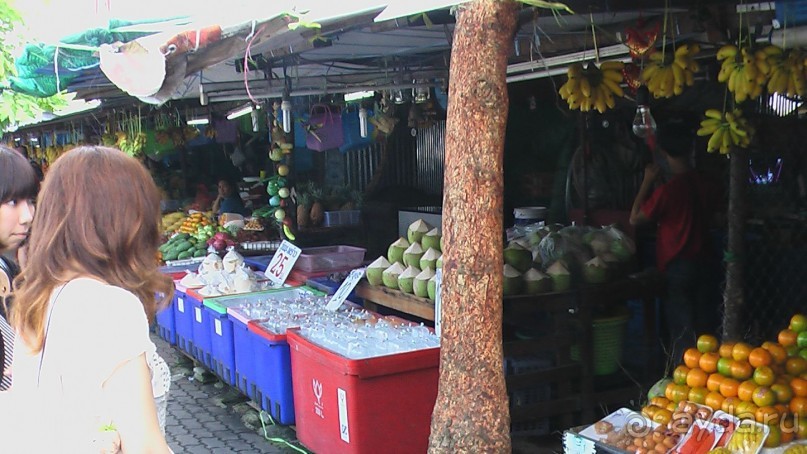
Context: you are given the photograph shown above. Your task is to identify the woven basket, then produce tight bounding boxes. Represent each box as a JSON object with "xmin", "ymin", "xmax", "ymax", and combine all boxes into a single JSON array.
[{"xmin": 571, "ymin": 313, "xmax": 630, "ymax": 376}]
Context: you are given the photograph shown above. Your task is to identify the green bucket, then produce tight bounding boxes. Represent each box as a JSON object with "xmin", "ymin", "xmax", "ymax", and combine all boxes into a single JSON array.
[{"xmin": 571, "ymin": 313, "xmax": 630, "ymax": 376}]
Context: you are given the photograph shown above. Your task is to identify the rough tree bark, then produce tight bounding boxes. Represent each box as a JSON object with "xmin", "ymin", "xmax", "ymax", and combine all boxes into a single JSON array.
[
  {"xmin": 428, "ymin": 1, "xmax": 519, "ymax": 452},
  {"xmin": 722, "ymin": 148, "xmax": 747, "ymax": 341}
]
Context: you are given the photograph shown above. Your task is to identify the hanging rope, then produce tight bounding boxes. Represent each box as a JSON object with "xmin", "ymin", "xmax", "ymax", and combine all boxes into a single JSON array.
[{"xmin": 243, "ymin": 21, "xmax": 267, "ymax": 105}]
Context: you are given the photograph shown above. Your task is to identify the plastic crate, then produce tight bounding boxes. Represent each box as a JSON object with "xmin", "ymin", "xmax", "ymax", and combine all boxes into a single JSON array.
[
  {"xmin": 172, "ymin": 284, "xmax": 194, "ymax": 356},
  {"xmin": 505, "ymin": 356, "xmax": 552, "ymax": 436},
  {"xmin": 155, "ymin": 302, "xmax": 176, "ymax": 345},
  {"xmin": 230, "ymin": 314, "xmax": 261, "ymax": 398},
  {"xmin": 248, "ymin": 322, "xmax": 296, "ymax": 425},
  {"xmin": 287, "ymin": 329, "xmax": 439, "ymax": 454},
  {"xmin": 294, "ymin": 245, "xmax": 366, "ymax": 273},
  {"xmin": 323, "ymin": 210, "xmax": 361, "ymax": 227}
]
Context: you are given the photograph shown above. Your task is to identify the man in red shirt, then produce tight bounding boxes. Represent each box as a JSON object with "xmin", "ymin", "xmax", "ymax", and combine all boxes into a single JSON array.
[{"xmin": 630, "ymin": 119, "xmax": 721, "ymax": 363}]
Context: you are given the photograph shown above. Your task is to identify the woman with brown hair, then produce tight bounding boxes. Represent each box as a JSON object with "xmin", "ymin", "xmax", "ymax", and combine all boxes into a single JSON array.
[
  {"xmin": 4, "ymin": 146, "xmax": 173, "ymax": 452},
  {"xmin": 0, "ymin": 145, "xmax": 38, "ymax": 391}
]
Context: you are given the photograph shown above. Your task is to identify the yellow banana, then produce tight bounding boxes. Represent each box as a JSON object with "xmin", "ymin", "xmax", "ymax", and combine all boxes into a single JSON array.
[
  {"xmin": 705, "ymin": 109, "xmax": 723, "ymax": 119},
  {"xmin": 579, "ymin": 77, "xmax": 591, "ymax": 98},
  {"xmin": 721, "ymin": 126, "xmax": 732, "ymax": 153},
  {"xmin": 707, "ymin": 127, "xmax": 724, "ymax": 152},
  {"xmin": 675, "ymin": 44, "xmax": 690, "ymax": 57},
  {"xmin": 602, "ymin": 69, "xmax": 623, "ymax": 83},
  {"xmin": 717, "ymin": 44, "xmax": 738, "ymax": 60},
  {"xmin": 599, "ymin": 61, "xmax": 624, "ymax": 71},
  {"xmin": 601, "ymin": 77, "xmax": 624, "ymax": 97}
]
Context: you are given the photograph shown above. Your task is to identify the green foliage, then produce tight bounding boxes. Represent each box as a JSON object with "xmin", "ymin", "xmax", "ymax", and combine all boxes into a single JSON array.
[{"xmin": 0, "ymin": 0, "xmax": 67, "ymax": 131}]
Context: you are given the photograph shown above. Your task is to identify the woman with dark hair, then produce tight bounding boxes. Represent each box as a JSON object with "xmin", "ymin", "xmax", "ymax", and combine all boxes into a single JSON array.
[
  {"xmin": 0, "ymin": 145, "xmax": 38, "ymax": 391},
  {"xmin": 4, "ymin": 146, "xmax": 173, "ymax": 452},
  {"xmin": 212, "ymin": 178, "xmax": 249, "ymax": 217}
]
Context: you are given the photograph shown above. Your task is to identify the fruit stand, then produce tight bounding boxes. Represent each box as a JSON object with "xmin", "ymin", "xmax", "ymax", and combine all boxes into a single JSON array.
[{"xmin": 563, "ymin": 314, "xmax": 807, "ymax": 453}]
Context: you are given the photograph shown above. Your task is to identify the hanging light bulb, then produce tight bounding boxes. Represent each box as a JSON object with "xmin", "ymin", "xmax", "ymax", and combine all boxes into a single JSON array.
[
  {"xmin": 359, "ymin": 107, "xmax": 368, "ymax": 138},
  {"xmin": 632, "ymin": 85, "xmax": 657, "ymax": 139},
  {"xmin": 281, "ymin": 98, "xmax": 292, "ymax": 133}
]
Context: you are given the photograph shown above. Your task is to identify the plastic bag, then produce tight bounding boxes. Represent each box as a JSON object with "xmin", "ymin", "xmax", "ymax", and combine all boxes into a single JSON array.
[{"xmin": 305, "ymin": 104, "xmax": 344, "ymax": 151}]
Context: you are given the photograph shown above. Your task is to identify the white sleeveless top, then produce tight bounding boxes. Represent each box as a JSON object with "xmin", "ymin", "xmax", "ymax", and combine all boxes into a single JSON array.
[{"xmin": 3, "ymin": 278, "xmax": 166, "ymax": 451}]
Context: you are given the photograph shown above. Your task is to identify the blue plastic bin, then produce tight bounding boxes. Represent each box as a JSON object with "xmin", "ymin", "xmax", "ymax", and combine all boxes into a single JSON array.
[
  {"xmin": 155, "ymin": 302, "xmax": 176, "ymax": 345},
  {"xmin": 230, "ymin": 314, "xmax": 260, "ymax": 398},
  {"xmin": 187, "ymin": 291, "xmax": 214, "ymax": 368},
  {"xmin": 173, "ymin": 286, "xmax": 194, "ymax": 356},
  {"xmin": 248, "ymin": 322, "xmax": 296, "ymax": 425}
]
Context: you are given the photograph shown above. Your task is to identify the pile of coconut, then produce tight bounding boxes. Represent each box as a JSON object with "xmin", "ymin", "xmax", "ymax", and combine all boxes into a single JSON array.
[
  {"xmin": 366, "ymin": 219, "xmax": 442, "ymax": 301},
  {"xmin": 502, "ymin": 223, "xmax": 635, "ymax": 296}
]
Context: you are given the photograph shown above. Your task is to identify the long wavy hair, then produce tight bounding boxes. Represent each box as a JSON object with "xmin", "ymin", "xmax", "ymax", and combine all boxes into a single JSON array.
[{"xmin": 11, "ymin": 146, "xmax": 173, "ymax": 351}]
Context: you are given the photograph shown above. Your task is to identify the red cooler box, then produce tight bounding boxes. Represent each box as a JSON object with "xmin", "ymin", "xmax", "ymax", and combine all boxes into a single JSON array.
[{"xmin": 286, "ymin": 329, "xmax": 439, "ymax": 454}]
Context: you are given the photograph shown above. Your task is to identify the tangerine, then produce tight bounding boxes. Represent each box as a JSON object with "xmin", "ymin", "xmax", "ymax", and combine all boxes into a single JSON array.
[
  {"xmin": 704, "ymin": 391, "xmax": 725, "ymax": 411},
  {"xmin": 687, "ymin": 368, "xmax": 709, "ymax": 389},
  {"xmin": 738, "ymin": 380, "xmax": 758, "ymax": 402},
  {"xmin": 755, "ymin": 405, "xmax": 780, "ymax": 425},
  {"xmin": 671, "ymin": 384, "xmax": 691, "ymax": 403},
  {"xmin": 683, "ymin": 348, "xmax": 702, "ymax": 369},
  {"xmin": 721, "ymin": 396, "xmax": 740, "ymax": 415},
  {"xmin": 790, "ymin": 396, "xmax": 807, "ymax": 417},
  {"xmin": 731, "ymin": 360, "xmax": 754, "ymax": 380},
  {"xmin": 733, "ymin": 342, "xmax": 753, "ymax": 362},
  {"xmin": 748, "ymin": 347, "xmax": 773, "ymax": 368},
  {"xmin": 697, "ymin": 334, "xmax": 720, "ymax": 353},
  {"xmin": 752, "ymin": 386, "xmax": 777, "ymax": 407},
  {"xmin": 717, "ymin": 357, "xmax": 734, "ymax": 377},
  {"xmin": 771, "ymin": 383, "xmax": 794, "ymax": 403},
  {"xmin": 736, "ymin": 401, "xmax": 759, "ymax": 420},
  {"xmin": 707, "ymin": 373, "xmax": 725, "ymax": 392},
  {"xmin": 765, "ymin": 423, "xmax": 782, "ymax": 449},
  {"xmin": 796, "ymin": 417, "xmax": 807, "ymax": 439},
  {"xmin": 753, "ymin": 365, "xmax": 775, "ymax": 386},
  {"xmin": 689, "ymin": 386, "xmax": 709, "ymax": 404},
  {"xmin": 720, "ymin": 378, "xmax": 740, "ymax": 398},
  {"xmin": 791, "ymin": 377, "xmax": 807, "ymax": 397},
  {"xmin": 673, "ymin": 365, "xmax": 691, "ymax": 385},
  {"xmin": 764, "ymin": 343, "xmax": 788, "ymax": 365},
  {"xmin": 779, "ymin": 329, "xmax": 798, "ymax": 347},
  {"xmin": 699, "ymin": 352, "xmax": 720, "ymax": 373},
  {"xmin": 786, "ymin": 357, "xmax": 807, "ymax": 376},
  {"xmin": 790, "ymin": 313, "xmax": 807, "ymax": 334},
  {"xmin": 719, "ymin": 342, "xmax": 736, "ymax": 359}
]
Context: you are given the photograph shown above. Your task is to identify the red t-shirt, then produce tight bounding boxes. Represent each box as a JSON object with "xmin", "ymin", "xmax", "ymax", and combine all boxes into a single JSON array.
[{"xmin": 641, "ymin": 170, "xmax": 713, "ymax": 272}]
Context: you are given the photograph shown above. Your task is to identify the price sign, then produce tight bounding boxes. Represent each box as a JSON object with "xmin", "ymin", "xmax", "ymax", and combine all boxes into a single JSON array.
[
  {"xmin": 563, "ymin": 431, "xmax": 595, "ymax": 454},
  {"xmin": 264, "ymin": 240, "xmax": 302, "ymax": 286},
  {"xmin": 325, "ymin": 268, "xmax": 365, "ymax": 311},
  {"xmin": 434, "ymin": 268, "xmax": 442, "ymax": 338}
]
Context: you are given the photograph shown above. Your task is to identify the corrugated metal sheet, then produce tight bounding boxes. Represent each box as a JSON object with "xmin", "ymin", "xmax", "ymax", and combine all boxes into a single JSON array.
[
  {"xmin": 415, "ymin": 120, "xmax": 446, "ymax": 196},
  {"xmin": 345, "ymin": 142, "xmax": 384, "ymax": 191}
]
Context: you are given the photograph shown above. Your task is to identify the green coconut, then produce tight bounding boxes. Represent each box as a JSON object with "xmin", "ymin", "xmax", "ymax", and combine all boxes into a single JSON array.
[
  {"xmin": 403, "ymin": 242, "xmax": 424, "ymax": 268},
  {"xmin": 503, "ymin": 242, "xmax": 532, "ymax": 273},
  {"xmin": 421, "ymin": 228, "xmax": 442, "ymax": 252},
  {"xmin": 427, "ymin": 275, "xmax": 437, "ymax": 301},
  {"xmin": 387, "ymin": 237, "xmax": 410, "ymax": 264},
  {"xmin": 413, "ymin": 267, "xmax": 435, "ymax": 298},
  {"xmin": 436, "ymin": 254, "xmax": 443, "ymax": 269},
  {"xmin": 512, "ymin": 237, "xmax": 531, "ymax": 250},
  {"xmin": 419, "ymin": 247, "xmax": 441, "ymax": 271},
  {"xmin": 611, "ymin": 239, "xmax": 633, "ymax": 262},
  {"xmin": 531, "ymin": 249, "xmax": 543, "ymax": 269},
  {"xmin": 407, "ymin": 219, "xmax": 432, "ymax": 244},
  {"xmin": 503, "ymin": 264, "xmax": 523, "ymax": 296},
  {"xmin": 523, "ymin": 268, "xmax": 552, "ymax": 295},
  {"xmin": 398, "ymin": 265, "xmax": 420, "ymax": 294},
  {"xmin": 583, "ymin": 256, "xmax": 609, "ymax": 284},
  {"xmin": 382, "ymin": 262, "xmax": 405, "ymax": 289},
  {"xmin": 527, "ymin": 230, "xmax": 545, "ymax": 248},
  {"xmin": 546, "ymin": 261, "xmax": 571, "ymax": 292},
  {"xmin": 365, "ymin": 256, "xmax": 391, "ymax": 286}
]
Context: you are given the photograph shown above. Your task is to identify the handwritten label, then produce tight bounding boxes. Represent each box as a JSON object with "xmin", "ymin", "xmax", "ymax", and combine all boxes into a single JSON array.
[
  {"xmin": 214, "ymin": 319, "xmax": 222, "ymax": 336},
  {"xmin": 563, "ymin": 431, "xmax": 595, "ymax": 454},
  {"xmin": 326, "ymin": 268, "xmax": 365, "ymax": 311},
  {"xmin": 177, "ymin": 297, "xmax": 184, "ymax": 313},
  {"xmin": 434, "ymin": 268, "xmax": 442, "ymax": 338},
  {"xmin": 194, "ymin": 307, "xmax": 202, "ymax": 324},
  {"xmin": 264, "ymin": 240, "xmax": 302, "ymax": 286},
  {"xmin": 337, "ymin": 388, "xmax": 350, "ymax": 443}
]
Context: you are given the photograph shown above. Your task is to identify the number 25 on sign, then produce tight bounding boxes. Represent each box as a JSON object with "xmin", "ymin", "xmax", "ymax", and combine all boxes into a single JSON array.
[{"xmin": 264, "ymin": 240, "xmax": 302, "ymax": 286}]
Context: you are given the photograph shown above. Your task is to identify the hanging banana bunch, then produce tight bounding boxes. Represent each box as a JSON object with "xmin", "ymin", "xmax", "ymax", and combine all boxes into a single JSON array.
[
  {"xmin": 716, "ymin": 45, "xmax": 768, "ymax": 103},
  {"xmin": 697, "ymin": 108, "xmax": 754, "ymax": 154},
  {"xmin": 558, "ymin": 61, "xmax": 625, "ymax": 113},
  {"xmin": 760, "ymin": 45, "xmax": 806, "ymax": 97},
  {"xmin": 641, "ymin": 44, "xmax": 700, "ymax": 98}
]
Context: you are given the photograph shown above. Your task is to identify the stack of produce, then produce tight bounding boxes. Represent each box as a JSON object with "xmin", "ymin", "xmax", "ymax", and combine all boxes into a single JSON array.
[
  {"xmin": 503, "ymin": 223, "xmax": 635, "ymax": 296},
  {"xmin": 161, "ymin": 211, "xmax": 185, "ymax": 233},
  {"xmin": 642, "ymin": 313, "xmax": 807, "ymax": 450},
  {"xmin": 174, "ymin": 211, "xmax": 214, "ymax": 235},
  {"xmin": 697, "ymin": 109, "xmax": 754, "ymax": 155},
  {"xmin": 158, "ymin": 233, "xmax": 208, "ymax": 261},
  {"xmin": 365, "ymin": 219, "xmax": 442, "ymax": 301},
  {"xmin": 716, "ymin": 44, "xmax": 768, "ymax": 103}
]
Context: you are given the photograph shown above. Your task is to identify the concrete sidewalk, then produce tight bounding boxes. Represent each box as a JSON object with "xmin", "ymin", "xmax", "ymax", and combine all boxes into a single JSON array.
[{"xmin": 152, "ymin": 333, "xmax": 309, "ymax": 454}]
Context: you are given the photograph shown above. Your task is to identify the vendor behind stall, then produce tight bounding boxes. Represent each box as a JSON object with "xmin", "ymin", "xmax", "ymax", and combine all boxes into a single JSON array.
[
  {"xmin": 212, "ymin": 178, "xmax": 249, "ymax": 218},
  {"xmin": 629, "ymin": 119, "xmax": 721, "ymax": 363}
]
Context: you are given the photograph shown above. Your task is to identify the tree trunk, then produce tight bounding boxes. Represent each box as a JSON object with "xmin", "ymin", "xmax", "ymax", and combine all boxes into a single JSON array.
[
  {"xmin": 723, "ymin": 148, "xmax": 747, "ymax": 341},
  {"xmin": 428, "ymin": 1, "xmax": 518, "ymax": 452}
]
